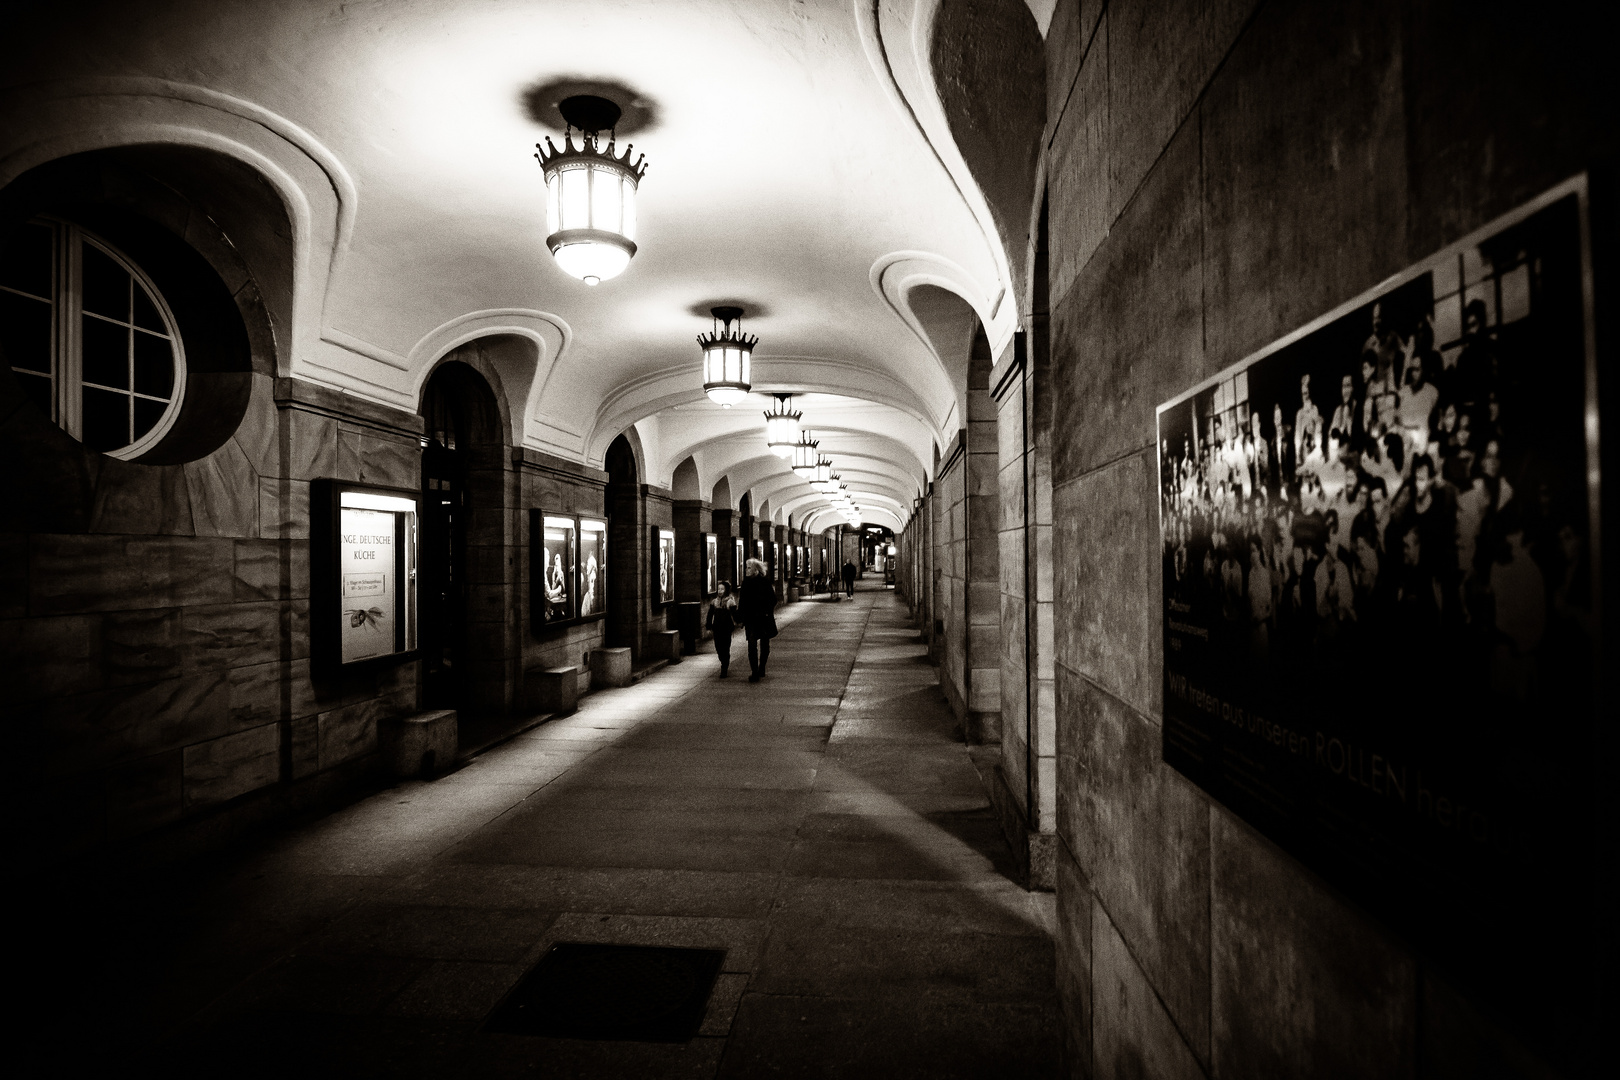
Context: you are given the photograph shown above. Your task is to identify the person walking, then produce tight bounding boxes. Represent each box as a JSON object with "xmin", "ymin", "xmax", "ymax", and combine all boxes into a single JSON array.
[
  {"xmin": 738, "ymin": 557, "xmax": 778, "ymax": 681},
  {"xmin": 841, "ymin": 559, "xmax": 858, "ymax": 597},
  {"xmin": 706, "ymin": 580, "xmax": 738, "ymax": 677}
]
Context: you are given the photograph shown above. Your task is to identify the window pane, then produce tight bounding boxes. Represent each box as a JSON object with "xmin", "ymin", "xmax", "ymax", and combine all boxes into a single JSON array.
[
  {"xmin": 82, "ymin": 315, "xmax": 129, "ymax": 389},
  {"xmin": 0, "ymin": 290, "xmax": 52, "ymax": 373},
  {"xmin": 0, "ymin": 221, "xmax": 53, "ymax": 299},
  {"xmin": 133, "ymin": 331, "xmax": 174, "ymax": 398},
  {"xmin": 133, "ymin": 395, "xmax": 168, "ymax": 442},
  {"xmin": 132, "ymin": 281, "xmax": 165, "ymax": 332},
  {"xmin": 14, "ymin": 370, "xmax": 51, "ymax": 418},
  {"xmin": 592, "ymin": 167, "xmax": 621, "ymax": 233},
  {"xmin": 560, "ymin": 168, "xmax": 589, "ymax": 230},
  {"xmin": 82, "ymin": 243, "xmax": 130, "ymax": 320},
  {"xmin": 622, "ymin": 178, "xmax": 637, "ymax": 242},
  {"xmin": 81, "ymin": 385, "xmax": 129, "ymax": 451}
]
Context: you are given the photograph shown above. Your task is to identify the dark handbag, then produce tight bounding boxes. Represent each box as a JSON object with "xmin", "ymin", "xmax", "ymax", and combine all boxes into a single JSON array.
[{"xmin": 767, "ymin": 614, "xmax": 779, "ymax": 639}]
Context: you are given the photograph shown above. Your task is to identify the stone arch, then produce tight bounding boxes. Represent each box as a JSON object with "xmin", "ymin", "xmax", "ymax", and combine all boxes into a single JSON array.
[
  {"xmin": 671, "ymin": 456, "xmax": 703, "ymax": 501},
  {"xmin": 711, "ymin": 474, "xmax": 733, "ymax": 510}
]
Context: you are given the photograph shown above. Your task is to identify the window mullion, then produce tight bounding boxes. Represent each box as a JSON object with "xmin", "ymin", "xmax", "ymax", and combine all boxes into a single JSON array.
[{"xmin": 59, "ymin": 224, "xmax": 82, "ymax": 438}]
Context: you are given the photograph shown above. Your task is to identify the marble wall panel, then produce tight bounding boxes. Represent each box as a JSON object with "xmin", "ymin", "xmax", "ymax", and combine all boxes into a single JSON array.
[
  {"xmin": 230, "ymin": 374, "xmax": 278, "ymax": 477},
  {"xmin": 1200, "ymin": 0, "xmax": 1408, "ymax": 371},
  {"xmin": 336, "ymin": 426, "xmax": 421, "ymax": 490},
  {"xmin": 316, "ymin": 695, "xmax": 396, "ymax": 771},
  {"xmin": 1067, "ymin": 449, "xmax": 1159, "ymax": 719},
  {"xmin": 1211, "ymin": 806, "xmax": 1415, "ymax": 1079},
  {"xmin": 278, "ymin": 407, "xmax": 338, "ymax": 481},
  {"xmin": 1050, "ymin": 119, "xmax": 1204, "ymax": 485},
  {"xmin": 101, "ymin": 608, "xmax": 182, "ymax": 687},
  {"xmin": 289, "ymin": 715, "xmax": 319, "ymax": 779},
  {"xmin": 182, "ymin": 722, "xmax": 280, "ymax": 808},
  {"xmin": 232, "ymin": 538, "xmax": 283, "ymax": 600},
  {"xmin": 28, "ymin": 535, "xmax": 235, "ymax": 615},
  {"xmin": 1106, "ymin": 0, "xmax": 1252, "ymax": 220},
  {"xmin": 0, "ymin": 614, "xmax": 99, "ymax": 701},
  {"xmin": 88, "ymin": 458, "xmax": 193, "ymax": 536},
  {"xmin": 258, "ymin": 476, "xmax": 310, "ymax": 540},
  {"xmin": 1053, "ymin": 840, "xmax": 1093, "ymax": 1079},
  {"xmin": 1046, "ymin": 11, "xmax": 1108, "ymax": 308},
  {"xmin": 1091, "ymin": 902, "xmax": 1206, "ymax": 1080},
  {"xmin": 180, "ymin": 601, "xmax": 281, "ymax": 674},
  {"xmin": 1071, "ymin": 673, "xmax": 1211, "ymax": 1058},
  {"xmin": 184, "ymin": 438, "xmax": 261, "ymax": 538}
]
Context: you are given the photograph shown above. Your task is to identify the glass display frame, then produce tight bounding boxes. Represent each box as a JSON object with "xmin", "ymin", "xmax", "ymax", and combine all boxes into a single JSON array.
[
  {"xmin": 577, "ymin": 516, "xmax": 608, "ymax": 622},
  {"xmin": 653, "ymin": 526, "xmax": 676, "ymax": 606},
  {"xmin": 531, "ymin": 510, "xmax": 578, "ymax": 631},
  {"xmin": 311, "ymin": 479, "xmax": 420, "ymax": 677},
  {"xmin": 704, "ymin": 533, "xmax": 718, "ymax": 597}
]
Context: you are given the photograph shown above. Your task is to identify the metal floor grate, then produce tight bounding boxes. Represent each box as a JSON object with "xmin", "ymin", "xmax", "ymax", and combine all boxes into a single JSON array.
[{"xmin": 484, "ymin": 942, "xmax": 726, "ymax": 1043}]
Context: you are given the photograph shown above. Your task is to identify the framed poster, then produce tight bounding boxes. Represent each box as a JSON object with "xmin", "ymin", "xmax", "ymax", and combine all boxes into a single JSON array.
[
  {"xmin": 772, "ymin": 541, "xmax": 781, "ymax": 582},
  {"xmin": 311, "ymin": 480, "xmax": 419, "ymax": 675},
  {"xmin": 733, "ymin": 537, "xmax": 744, "ymax": 585},
  {"xmin": 578, "ymin": 517, "xmax": 608, "ymax": 620},
  {"xmin": 530, "ymin": 511, "xmax": 577, "ymax": 629},
  {"xmin": 1155, "ymin": 178, "xmax": 1597, "ymax": 1018},
  {"xmin": 704, "ymin": 533, "xmax": 718, "ymax": 596},
  {"xmin": 653, "ymin": 527, "xmax": 675, "ymax": 606}
]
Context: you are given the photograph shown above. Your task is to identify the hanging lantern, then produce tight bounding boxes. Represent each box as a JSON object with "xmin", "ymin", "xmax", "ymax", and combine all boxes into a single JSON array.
[
  {"xmin": 790, "ymin": 431, "xmax": 820, "ymax": 477},
  {"xmin": 698, "ymin": 306, "xmax": 754, "ymax": 406},
  {"xmin": 813, "ymin": 455, "xmax": 832, "ymax": 486},
  {"xmin": 535, "ymin": 95, "xmax": 647, "ymax": 285},
  {"xmin": 764, "ymin": 394, "xmax": 801, "ymax": 458},
  {"xmin": 819, "ymin": 470, "xmax": 842, "ymax": 495}
]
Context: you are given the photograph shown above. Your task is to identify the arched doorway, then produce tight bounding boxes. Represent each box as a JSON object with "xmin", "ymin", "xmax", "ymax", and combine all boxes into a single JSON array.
[
  {"xmin": 604, "ymin": 433, "xmax": 641, "ymax": 654},
  {"xmin": 419, "ymin": 361, "xmax": 502, "ymax": 711}
]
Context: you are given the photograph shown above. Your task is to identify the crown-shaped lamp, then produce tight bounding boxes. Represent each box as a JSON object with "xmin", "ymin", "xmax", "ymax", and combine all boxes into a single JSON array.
[
  {"xmin": 536, "ymin": 95, "xmax": 648, "ymax": 285},
  {"xmin": 699, "ymin": 306, "xmax": 755, "ymax": 406},
  {"xmin": 764, "ymin": 394, "xmax": 801, "ymax": 458},
  {"xmin": 790, "ymin": 431, "xmax": 820, "ymax": 477}
]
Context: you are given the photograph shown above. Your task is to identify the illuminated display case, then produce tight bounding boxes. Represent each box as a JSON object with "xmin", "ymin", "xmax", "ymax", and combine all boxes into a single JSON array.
[
  {"xmin": 732, "ymin": 537, "xmax": 744, "ymax": 586},
  {"xmin": 311, "ymin": 479, "xmax": 420, "ymax": 675},
  {"xmin": 653, "ymin": 526, "xmax": 675, "ymax": 606},
  {"xmin": 578, "ymin": 517, "xmax": 608, "ymax": 621},
  {"xmin": 704, "ymin": 533, "xmax": 718, "ymax": 597},
  {"xmin": 531, "ymin": 511, "xmax": 578, "ymax": 630}
]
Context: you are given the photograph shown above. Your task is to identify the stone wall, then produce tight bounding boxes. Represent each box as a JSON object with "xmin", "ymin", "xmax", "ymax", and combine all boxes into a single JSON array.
[
  {"xmin": 1042, "ymin": 0, "xmax": 1609, "ymax": 1076},
  {"xmin": 5, "ymin": 374, "xmax": 423, "ymax": 862}
]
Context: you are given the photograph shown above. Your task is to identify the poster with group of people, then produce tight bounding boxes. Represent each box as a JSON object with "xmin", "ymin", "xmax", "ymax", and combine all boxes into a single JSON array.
[{"xmin": 1156, "ymin": 182, "xmax": 1597, "ymax": 1001}]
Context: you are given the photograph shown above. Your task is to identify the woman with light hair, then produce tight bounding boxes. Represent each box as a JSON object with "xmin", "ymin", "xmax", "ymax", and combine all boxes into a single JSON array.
[{"xmin": 737, "ymin": 557, "xmax": 779, "ymax": 681}]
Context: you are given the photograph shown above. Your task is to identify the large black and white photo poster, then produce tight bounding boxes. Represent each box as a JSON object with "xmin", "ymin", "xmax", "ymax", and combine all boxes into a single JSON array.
[
  {"xmin": 579, "ymin": 518, "xmax": 607, "ymax": 618},
  {"xmin": 1156, "ymin": 179, "xmax": 1597, "ymax": 1006},
  {"xmin": 540, "ymin": 515, "xmax": 577, "ymax": 624},
  {"xmin": 705, "ymin": 533, "xmax": 718, "ymax": 596},
  {"xmin": 655, "ymin": 527, "xmax": 675, "ymax": 605}
]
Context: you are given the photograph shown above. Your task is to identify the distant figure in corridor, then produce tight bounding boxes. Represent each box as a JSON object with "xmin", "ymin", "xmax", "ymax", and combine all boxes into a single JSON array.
[
  {"xmin": 842, "ymin": 559, "xmax": 858, "ymax": 597},
  {"xmin": 706, "ymin": 579, "xmax": 738, "ymax": 678},
  {"xmin": 738, "ymin": 558, "xmax": 778, "ymax": 681}
]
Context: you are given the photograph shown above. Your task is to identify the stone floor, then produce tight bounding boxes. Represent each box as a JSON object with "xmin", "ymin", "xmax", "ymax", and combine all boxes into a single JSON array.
[{"xmin": 27, "ymin": 582, "xmax": 1059, "ymax": 1078}]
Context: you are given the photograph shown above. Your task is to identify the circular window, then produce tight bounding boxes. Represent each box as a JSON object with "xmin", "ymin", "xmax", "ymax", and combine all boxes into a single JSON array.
[{"xmin": 0, "ymin": 216, "xmax": 187, "ymax": 459}]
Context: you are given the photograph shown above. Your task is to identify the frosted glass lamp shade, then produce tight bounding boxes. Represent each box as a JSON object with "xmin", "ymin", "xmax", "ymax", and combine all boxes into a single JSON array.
[
  {"xmin": 538, "ymin": 133, "xmax": 646, "ymax": 285},
  {"xmin": 763, "ymin": 395, "xmax": 801, "ymax": 458}
]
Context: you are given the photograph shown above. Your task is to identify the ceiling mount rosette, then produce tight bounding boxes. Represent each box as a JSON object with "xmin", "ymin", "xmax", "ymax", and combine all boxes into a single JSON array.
[{"xmin": 535, "ymin": 94, "xmax": 649, "ymax": 285}]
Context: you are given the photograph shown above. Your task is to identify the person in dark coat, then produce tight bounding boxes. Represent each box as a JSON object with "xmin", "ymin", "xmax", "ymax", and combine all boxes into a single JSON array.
[
  {"xmin": 705, "ymin": 579, "xmax": 738, "ymax": 677},
  {"xmin": 737, "ymin": 558, "xmax": 778, "ymax": 681},
  {"xmin": 841, "ymin": 560, "xmax": 858, "ymax": 597}
]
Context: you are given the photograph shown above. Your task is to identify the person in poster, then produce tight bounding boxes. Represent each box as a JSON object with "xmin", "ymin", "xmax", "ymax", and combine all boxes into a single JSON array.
[{"xmin": 579, "ymin": 520, "xmax": 606, "ymax": 618}]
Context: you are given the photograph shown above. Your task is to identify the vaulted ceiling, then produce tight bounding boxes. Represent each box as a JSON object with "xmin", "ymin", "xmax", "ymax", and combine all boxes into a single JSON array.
[{"xmin": 4, "ymin": 0, "xmax": 1051, "ymax": 531}]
